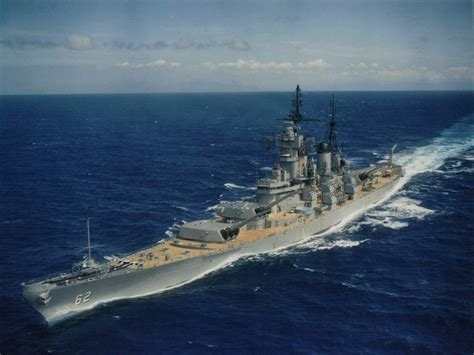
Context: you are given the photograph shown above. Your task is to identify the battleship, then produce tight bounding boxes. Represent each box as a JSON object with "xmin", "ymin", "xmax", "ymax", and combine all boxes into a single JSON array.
[{"xmin": 22, "ymin": 86, "xmax": 403, "ymax": 325}]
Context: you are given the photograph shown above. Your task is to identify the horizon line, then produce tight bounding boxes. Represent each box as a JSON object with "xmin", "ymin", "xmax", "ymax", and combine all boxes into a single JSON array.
[{"xmin": 1, "ymin": 88, "xmax": 473, "ymax": 97}]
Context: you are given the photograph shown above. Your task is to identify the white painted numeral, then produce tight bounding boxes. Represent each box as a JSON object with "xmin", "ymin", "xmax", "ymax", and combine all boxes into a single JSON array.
[
  {"xmin": 83, "ymin": 291, "xmax": 91, "ymax": 303},
  {"xmin": 75, "ymin": 291, "xmax": 92, "ymax": 305},
  {"xmin": 75, "ymin": 294, "xmax": 82, "ymax": 305}
]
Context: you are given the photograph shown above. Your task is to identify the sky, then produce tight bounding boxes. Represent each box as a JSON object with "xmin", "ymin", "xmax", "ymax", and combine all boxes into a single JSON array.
[{"xmin": 0, "ymin": 0, "xmax": 472, "ymax": 94}]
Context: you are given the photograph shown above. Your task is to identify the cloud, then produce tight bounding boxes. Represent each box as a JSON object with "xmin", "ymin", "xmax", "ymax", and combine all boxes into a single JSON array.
[
  {"xmin": 203, "ymin": 58, "xmax": 455, "ymax": 86},
  {"xmin": 297, "ymin": 58, "xmax": 332, "ymax": 70},
  {"xmin": 172, "ymin": 38, "xmax": 195, "ymax": 50},
  {"xmin": 375, "ymin": 67, "xmax": 440, "ymax": 82},
  {"xmin": 0, "ymin": 36, "xmax": 61, "ymax": 49},
  {"xmin": 217, "ymin": 59, "xmax": 293, "ymax": 71},
  {"xmin": 202, "ymin": 58, "xmax": 330, "ymax": 72},
  {"xmin": 65, "ymin": 34, "xmax": 94, "ymax": 50},
  {"xmin": 350, "ymin": 62, "xmax": 368, "ymax": 69},
  {"xmin": 0, "ymin": 34, "xmax": 94, "ymax": 51},
  {"xmin": 107, "ymin": 39, "xmax": 177, "ymax": 51},
  {"xmin": 2, "ymin": 34, "xmax": 251, "ymax": 53},
  {"xmin": 197, "ymin": 39, "xmax": 251, "ymax": 51},
  {"xmin": 105, "ymin": 38, "xmax": 250, "ymax": 51},
  {"xmin": 345, "ymin": 63, "xmax": 447, "ymax": 83},
  {"xmin": 446, "ymin": 66, "xmax": 473, "ymax": 80},
  {"xmin": 228, "ymin": 39, "xmax": 251, "ymax": 51},
  {"xmin": 115, "ymin": 59, "xmax": 180, "ymax": 69},
  {"xmin": 146, "ymin": 59, "xmax": 180, "ymax": 68},
  {"xmin": 116, "ymin": 62, "xmax": 130, "ymax": 67}
]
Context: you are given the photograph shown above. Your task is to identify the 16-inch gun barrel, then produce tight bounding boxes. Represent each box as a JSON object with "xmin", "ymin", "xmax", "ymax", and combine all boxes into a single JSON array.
[{"xmin": 220, "ymin": 189, "xmax": 302, "ymax": 240}]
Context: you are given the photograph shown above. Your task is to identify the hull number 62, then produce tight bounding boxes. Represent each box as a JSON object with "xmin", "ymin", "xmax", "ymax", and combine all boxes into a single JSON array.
[{"xmin": 75, "ymin": 291, "xmax": 92, "ymax": 305}]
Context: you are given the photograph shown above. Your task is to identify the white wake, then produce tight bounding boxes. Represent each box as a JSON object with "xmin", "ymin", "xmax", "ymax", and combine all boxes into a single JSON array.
[{"xmin": 273, "ymin": 115, "xmax": 474, "ymax": 252}]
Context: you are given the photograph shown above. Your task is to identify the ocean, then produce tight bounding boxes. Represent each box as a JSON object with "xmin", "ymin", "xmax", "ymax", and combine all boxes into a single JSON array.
[{"xmin": 0, "ymin": 91, "xmax": 473, "ymax": 353}]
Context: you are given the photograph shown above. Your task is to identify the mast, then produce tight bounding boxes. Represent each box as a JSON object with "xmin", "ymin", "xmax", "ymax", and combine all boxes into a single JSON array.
[
  {"xmin": 84, "ymin": 217, "xmax": 96, "ymax": 268},
  {"xmin": 87, "ymin": 218, "xmax": 91, "ymax": 262},
  {"xmin": 289, "ymin": 84, "xmax": 303, "ymax": 126},
  {"xmin": 325, "ymin": 93, "xmax": 338, "ymax": 150},
  {"xmin": 389, "ymin": 144, "xmax": 397, "ymax": 166}
]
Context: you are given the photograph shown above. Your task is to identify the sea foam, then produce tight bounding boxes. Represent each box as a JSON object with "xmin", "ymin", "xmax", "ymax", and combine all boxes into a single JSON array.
[{"xmin": 224, "ymin": 183, "xmax": 256, "ymax": 190}]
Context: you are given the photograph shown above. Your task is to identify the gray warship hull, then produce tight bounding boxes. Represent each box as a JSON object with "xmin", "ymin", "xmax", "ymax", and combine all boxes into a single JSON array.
[{"xmin": 22, "ymin": 176, "xmax": 399, "ymax": 325}]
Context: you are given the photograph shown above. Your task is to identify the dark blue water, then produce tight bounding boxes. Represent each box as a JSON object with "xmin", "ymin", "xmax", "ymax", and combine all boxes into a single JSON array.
[{"xmin": 1, "ymin": 91, "xmax": 473, "ymax": 353}]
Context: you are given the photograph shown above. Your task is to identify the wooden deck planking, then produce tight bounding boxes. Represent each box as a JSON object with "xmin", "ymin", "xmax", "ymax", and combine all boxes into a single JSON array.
[{"xmin": 117, "ymin": 173, "xmax": 398, "ymax": 270}]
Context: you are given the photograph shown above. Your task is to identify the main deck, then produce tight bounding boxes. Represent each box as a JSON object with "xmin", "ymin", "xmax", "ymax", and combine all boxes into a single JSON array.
[{"xmin": 115, "ymin": 172, "xmax": 399, "ymax": 271}]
